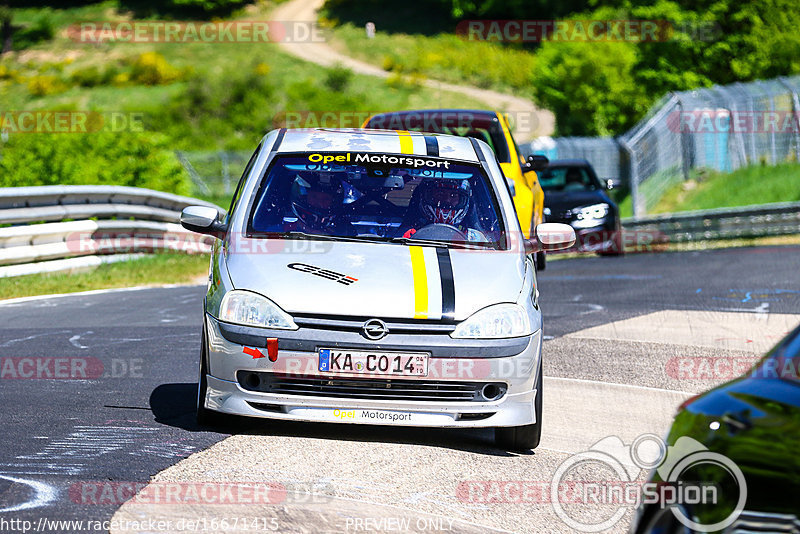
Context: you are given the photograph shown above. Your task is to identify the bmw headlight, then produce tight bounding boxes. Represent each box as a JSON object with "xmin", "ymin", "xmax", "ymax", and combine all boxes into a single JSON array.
[
  {"xmin": 572, "ymin": 203, "xmax": 609, "ymax": 228},
  {"xmin": 219, "ymin": 290, "xmax": 298, "ymax": 330},
  {"xmin": 450, "ymin": 303, "xmax": 532, "ymax": 339}
]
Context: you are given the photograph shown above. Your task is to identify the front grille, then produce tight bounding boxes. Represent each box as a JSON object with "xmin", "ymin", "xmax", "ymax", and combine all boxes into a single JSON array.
[
  {"xmin": 292, "ymin": 314, "xmax": 455, "ymax": 334},
  {"xmin": 726, "ymin": 511, "xmax": 800, "ymax": 533},
  {"xmin": 237, "ymin": 372, "xmax": 506, "ymax": 402}
]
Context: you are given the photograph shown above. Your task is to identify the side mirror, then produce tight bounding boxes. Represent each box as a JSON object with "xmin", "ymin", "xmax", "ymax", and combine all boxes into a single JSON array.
[
  {"xmin": 522, "ymin": 154, "xmax": 549, "ymax": 173},
  {"xmin": 524, "ymin": 222, "xmax": 576, "ymax": 253},
  {"xmin": 605, "ymin": 179, "xmax": 616, "ymax": 190},
  {"xmin": 180, "ymin": 205, "xmax": 227, "ymax": 237}
]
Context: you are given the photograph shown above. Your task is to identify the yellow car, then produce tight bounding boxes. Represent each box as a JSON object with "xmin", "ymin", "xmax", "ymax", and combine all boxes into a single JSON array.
[{"xmin": 362, "ymin": 109, "xmax": 548, "ymax": 267}]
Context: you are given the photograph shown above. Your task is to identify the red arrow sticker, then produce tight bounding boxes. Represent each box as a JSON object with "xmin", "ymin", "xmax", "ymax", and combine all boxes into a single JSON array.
[{"xmin": 243, "ymin": 346, "xmax": 264, "ymax": 359}]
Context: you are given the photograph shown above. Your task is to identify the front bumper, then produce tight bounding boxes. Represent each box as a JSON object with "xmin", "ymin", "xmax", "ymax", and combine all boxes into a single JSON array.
[{"xmin": 202, "ymin": 315, "xmax": 542, "ymax": 428}]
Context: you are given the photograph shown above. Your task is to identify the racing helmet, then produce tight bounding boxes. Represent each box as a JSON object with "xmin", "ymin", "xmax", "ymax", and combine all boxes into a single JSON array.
[
  {"xmin": 289, "ymin": 172, "xmax": 344, "ymax": 229},
  {"xmin": 417, "ymin": 178, "xmax": 472, "ymax": 226}
]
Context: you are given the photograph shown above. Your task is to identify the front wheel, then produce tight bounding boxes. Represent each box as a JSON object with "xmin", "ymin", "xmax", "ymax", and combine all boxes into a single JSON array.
[
  {"xmin": 598, "ymin": 227, "xmax": 625, "ymax": 257},
  {"xmin": 496, "ymin": 360, "xmax": 543, "ymax": 451},
  {"xmin": 535, "ymin": 250, "xmax": 546, "ymax": 271}
]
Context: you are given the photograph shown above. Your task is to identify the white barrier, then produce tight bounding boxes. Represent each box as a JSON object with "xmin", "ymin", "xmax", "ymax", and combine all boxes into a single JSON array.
[{"xmin": 0, "ymin": 186, "xmax": 222, "ymax": 278}]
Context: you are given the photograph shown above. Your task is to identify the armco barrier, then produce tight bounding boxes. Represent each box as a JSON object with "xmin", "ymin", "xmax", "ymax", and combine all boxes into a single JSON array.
[
  {"xmin": 622, "ymin": 201, "xmax": 800, "ymax": 243},
  {"xmin": 0, "ymin": 186, "xmax": 223, "ymax": 278}
]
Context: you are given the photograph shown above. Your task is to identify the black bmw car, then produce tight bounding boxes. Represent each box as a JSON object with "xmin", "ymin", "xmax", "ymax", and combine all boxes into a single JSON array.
[
  {"xmin": 539, "ymin": 159, "xmax": 623, "ymax": 255},
  {"xmin": 631, "ymin": 323, "xmax": 800, "ymax": 533}
]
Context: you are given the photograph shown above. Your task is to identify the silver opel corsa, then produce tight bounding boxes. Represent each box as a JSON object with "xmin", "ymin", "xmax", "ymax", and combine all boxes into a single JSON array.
[{"xmin": 181, "ymin": 128, "xmax": 575, "ymax": 450}]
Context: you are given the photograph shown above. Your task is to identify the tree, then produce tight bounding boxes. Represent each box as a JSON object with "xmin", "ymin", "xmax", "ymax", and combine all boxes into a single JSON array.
[{"xmin": 533, "ymin": 40, "xmax": 650, "ymax": 136}]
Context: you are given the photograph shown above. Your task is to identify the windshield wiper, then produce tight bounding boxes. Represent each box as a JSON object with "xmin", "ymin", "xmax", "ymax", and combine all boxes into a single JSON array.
[
  {"xmin": 390, "ymin": 236, "xmax": 492, "ymax": 250},
  {"xmin": 280, "ymin": 231, "xmax": 387, "ymax": 244}
]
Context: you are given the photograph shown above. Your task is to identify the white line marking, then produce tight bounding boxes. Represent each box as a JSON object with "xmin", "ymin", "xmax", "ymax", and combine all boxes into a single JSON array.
[
  {"xmin": 0, "ymin": 474, "xmax": 58, "ymax": 513},
  {"xmin": 68, "ymin": 331, "xmax": 93, "ymax": 349},
  {"xmin": 545, "ymin": 376, "xmax": 696, "ymax": 397},
  {"xmin": 0, "ymin": 283, "xmax": 204, "ymax": 307},
  {"xmin": 0, "ymin": 331, "xmax": 71, "ymax": 347}
]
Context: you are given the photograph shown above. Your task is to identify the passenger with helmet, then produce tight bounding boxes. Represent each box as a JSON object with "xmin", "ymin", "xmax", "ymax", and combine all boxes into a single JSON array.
[
  {"xmin": 286, "ymin": 171, "xmax": 346, "ymax": 234},
  {"xmin": 401, "ymin": 178, "xmax": 488, "ymax": 242}
]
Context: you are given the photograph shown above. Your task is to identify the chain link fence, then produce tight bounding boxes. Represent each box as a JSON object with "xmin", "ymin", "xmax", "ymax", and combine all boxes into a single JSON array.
[{"xmin": 530, "ymin": 75, "xmax": 800, "ymax": 216}]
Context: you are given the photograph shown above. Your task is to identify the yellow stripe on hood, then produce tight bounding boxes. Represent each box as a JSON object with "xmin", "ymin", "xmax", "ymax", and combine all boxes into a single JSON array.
[
  {"xmin": 409, "ymin": 246, "xmax": 428, "ymax": 319},
  {"xmin": 397, "ymin": 130, "xmax": 414, "ymax": 154}
]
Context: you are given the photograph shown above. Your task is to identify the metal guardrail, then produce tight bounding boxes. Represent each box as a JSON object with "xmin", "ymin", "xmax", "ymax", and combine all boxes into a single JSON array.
[
  {"xmin": 622, "ymin": 201, "xmax": 800, "ymax": 243},
  {"xmin": 0, "ymin": 186, "xmax": 222, "ymax": 278}
]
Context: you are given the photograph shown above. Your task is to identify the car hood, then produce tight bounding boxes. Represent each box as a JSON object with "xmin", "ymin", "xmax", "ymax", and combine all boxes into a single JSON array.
[
  {"xmin": 224, "ymin": 239, "xmax": 525, "ymax": 321},
  {"xmin": 544, "ymin": 190, "xmax": 612, "ymax": 213},
  {"xmin": 671, "ymin": 376, "xmax": 800, "ymax": 514}
]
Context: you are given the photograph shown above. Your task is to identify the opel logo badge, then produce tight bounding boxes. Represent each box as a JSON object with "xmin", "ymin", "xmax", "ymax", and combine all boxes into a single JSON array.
[{"xmin": 362, "ymin": 319, "xmax": 388, "ymax": 340}]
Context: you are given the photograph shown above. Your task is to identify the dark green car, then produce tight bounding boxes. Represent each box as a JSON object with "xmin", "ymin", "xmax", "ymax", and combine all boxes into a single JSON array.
[{"xmin": 631, "ymin": 323, "xmax": 800, "ymax": 533}]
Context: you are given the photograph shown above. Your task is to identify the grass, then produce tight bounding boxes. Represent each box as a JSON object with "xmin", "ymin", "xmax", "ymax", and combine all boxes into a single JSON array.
[
  {"xmin": 651, "ymin": 163, "xmax": 800, "ymax": 214},
  {"xmin": 0, "ymin": 252, "xmax": 209, "ymax": 301},
  {"xmin": 1, "ymin": 2, "xmax": 486, "ymax": 140},
  {"xmin": 320, "ymin": 0, "xmax": 537, "ymax": 94},
  {"xmin": 324, "ymin": 22, "xmax": 537, "ymax": 95}
]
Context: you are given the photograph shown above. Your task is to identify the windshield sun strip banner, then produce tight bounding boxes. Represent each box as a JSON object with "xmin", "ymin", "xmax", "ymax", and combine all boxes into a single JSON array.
[{"xmin": 303, "ymin": 151, "xmax": 458, "ymax": 169}]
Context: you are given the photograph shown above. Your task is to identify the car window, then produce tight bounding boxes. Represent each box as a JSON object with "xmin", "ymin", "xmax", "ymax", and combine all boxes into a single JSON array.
[
  {"xmin": 226, "ymin": 142, "xmax": 262, "ymax": 224},
  {"xmin": 247, "ymin": 153, "xmax": 506, "ymax": 249},
  {"xmin": 539, "ymin": 166, "xmax": 599, "ymax": 192}
]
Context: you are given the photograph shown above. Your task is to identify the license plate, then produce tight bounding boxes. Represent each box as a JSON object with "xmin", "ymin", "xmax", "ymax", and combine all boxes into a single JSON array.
[{"xmin": 318, "ymin": 348, "xmax": 429, "ymax": 377}]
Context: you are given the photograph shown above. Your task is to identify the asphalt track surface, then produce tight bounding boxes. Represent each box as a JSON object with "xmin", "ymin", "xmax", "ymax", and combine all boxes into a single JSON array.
[{"xmin": 1, "ymin": 245, "xmax": 799, "ymax": 533}]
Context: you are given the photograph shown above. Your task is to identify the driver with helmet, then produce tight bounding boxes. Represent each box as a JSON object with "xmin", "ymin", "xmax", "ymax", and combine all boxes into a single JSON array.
[
  {"xmin": 401, "ymin": 178, "xmax": 487, "ymax": 242},
  {"xmin": 287, "ymin": 171, "xmax": 345, "ymax": 234}
]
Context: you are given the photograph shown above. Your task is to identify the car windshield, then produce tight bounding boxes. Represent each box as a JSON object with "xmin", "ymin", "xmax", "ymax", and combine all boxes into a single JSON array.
[
  {"xmin": 247, "ymin": 154, "xmax": 506, "ymax": 249},
  {"xmin": 365, "ymin": 113, "xmax": 511, "ymax": 163},
  {"xmin": 539, "ymin": 166, "xmax": 600, "ymax": 192}
]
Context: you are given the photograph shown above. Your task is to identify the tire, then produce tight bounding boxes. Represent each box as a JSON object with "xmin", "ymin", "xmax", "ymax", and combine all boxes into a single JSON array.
[
  {"xmin": 496, "ymin": 359, "xmax": 543, "ymax": 451},
  {"xmin": 535, "ymin": 250, "xmax": 546, "ymax": 271},
  {"xmin": 196, "ymin": 324, "xmax": 224, "ymax": 427},
  {"xmin": 636, "ymin": 504, "xmax": 693, "ymax": 534}
]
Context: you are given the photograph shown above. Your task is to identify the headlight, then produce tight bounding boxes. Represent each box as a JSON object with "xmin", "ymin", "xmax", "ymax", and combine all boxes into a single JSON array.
[
  {"xmin": 574, "ymin": 203, "xmax": 609, "ymax": 220},
  {"xmin": 450, "ymin": 303, "xmax": 532, "ymax": 339},
  {"xmin": 571, "ymin": 203, "xmax": 609, "ymax": 228},
  {"xmin": 219, "ymin": 290, "xmax": 298, "ymax": 330}
]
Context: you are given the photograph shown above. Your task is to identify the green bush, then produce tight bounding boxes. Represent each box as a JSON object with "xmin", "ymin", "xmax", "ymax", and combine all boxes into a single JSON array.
[
  {"xmin": 128, "ymin": 52, "xmax": 187, "ymax": 86},
  {"xmin": 118, "ymin": 0, "xmax": 253, "ymax": 17},
  {"xmin": 26, "ymin": 74, "xmax": 68, "ymax": 96},
  {"xmin": 0, "ymin": 132, "xmax": 191, "ymax": 195},
  {"xmin": 324, "ymin": 64, "xmax": 353, "ymax": 92},
  {"xmin": 69, "ymin": 65, "xmax": 104, "ymax": 87},
  {"xmin": 11, "ymin": 10, "xmax": 56, "ymax": 51}
]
